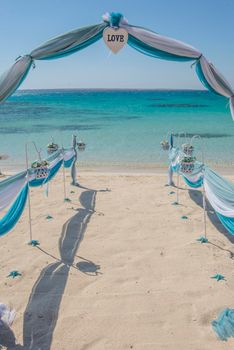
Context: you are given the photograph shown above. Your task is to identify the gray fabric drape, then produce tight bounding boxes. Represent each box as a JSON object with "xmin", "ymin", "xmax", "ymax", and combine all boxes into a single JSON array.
[
  {"xmin": 0, "ymin": 56, "xmax": 32, "ymax": 102},
  {"xmin": 199, "ymin": 56, "xmax": 234, "ymax": 99},
  {"xmin": 0, "ymin": 23, "xmax": 106, "ymax": 103},
  {"xmin": 31, "ymin": 23, "xmax": 106, "ymax": 60}
]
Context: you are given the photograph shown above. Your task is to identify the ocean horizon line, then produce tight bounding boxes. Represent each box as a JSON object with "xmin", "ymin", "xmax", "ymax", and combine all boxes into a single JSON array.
[{"xmin": 17, "ymin": 88, "xmax": 208, "ymax": 92}]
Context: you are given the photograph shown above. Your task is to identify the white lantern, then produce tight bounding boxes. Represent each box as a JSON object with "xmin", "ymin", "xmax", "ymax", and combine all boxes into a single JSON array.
[{"xmin": 77, "ymin": 141, "xmax": 86, "ymax": 151}]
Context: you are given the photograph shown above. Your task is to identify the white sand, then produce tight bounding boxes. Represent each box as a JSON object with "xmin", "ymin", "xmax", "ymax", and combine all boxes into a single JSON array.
[{"xmin": 1, "ymin": 171, "xmax": 234, "ymax": 349}]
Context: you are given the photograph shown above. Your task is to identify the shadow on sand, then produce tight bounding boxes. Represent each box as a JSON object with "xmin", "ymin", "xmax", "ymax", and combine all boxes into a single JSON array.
[
  {"xmin": 20, "ymin": 189, "xmax": 97, "ymax": 349},
  {"xmin": 0, "ymin": 182, "xmax": 112, "ymax": 349},
  {"xmin": 0, "ymin": 189, "xmax": 98, "ymax": 350},
  {"xmin": 22, "ymin": 190, "xmax": 97, "ymax": 350},
  {"xmin": 76, "ymin": 256, "xmax": 102, "ymax": 276},
  {"xmin": 18, "ymin": 189, "xmax": 97, "ymax": 349},
  {"xmin": 0, "ymin": 322, "xmax": 23, "ymax": 349},
  {"xmin": 188, "ymin": 189, "xmax": 234, "ymax": 257}
]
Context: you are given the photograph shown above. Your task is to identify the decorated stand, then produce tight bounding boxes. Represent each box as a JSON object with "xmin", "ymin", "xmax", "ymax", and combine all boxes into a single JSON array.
[
  {"xmin": 31, "ymin": 160, "xmax": 49, "ymax": 179},
  {"xmin": 0, "ymin": 135, "xmax": 78, "ymax": 240}
]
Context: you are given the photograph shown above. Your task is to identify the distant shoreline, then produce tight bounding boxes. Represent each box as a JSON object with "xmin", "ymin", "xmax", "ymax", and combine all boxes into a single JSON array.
[{"xmin": 2, "ymin": 161, "xmax": 234, "ymax": 176}]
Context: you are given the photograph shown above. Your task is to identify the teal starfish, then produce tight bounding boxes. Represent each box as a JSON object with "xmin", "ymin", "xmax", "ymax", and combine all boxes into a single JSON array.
[
  {"xmin": 64, "ymin": 197, "xmax": 71, "ymax": 202},
  {"xmin": 197, "ymin": 236, "xmax": 208, "ymax": 244},
  {"xmin": 211, "ymin": 274, "xmax": 225, "ymax": 282},
  {"xmin": 28, "ymin": 240, "xmax": 40, "ymax": 247},
  {"xmin": 46, "ymin": 215, "xmax": 53, "ymax": 220},
  {"xmin": 7, "ymin": 271, "xmax": 22, "ymax": 278},
  {"xmin": 181, "ymin": 215, "xmax": 188, "ymax": 220},
  {"xmin": 172, "ymin": 201, "xmax": 179, "ymax": 205}
]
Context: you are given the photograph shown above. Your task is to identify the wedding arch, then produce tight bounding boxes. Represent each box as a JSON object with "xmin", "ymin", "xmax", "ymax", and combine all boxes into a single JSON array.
[{"xmin": 0, "ymin": 12, "xmax": 233, "ymax": 119}]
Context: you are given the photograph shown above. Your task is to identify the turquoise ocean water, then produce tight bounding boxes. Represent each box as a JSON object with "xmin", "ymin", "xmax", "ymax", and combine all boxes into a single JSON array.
[{"xmin": 0, "ymin": 89, "xmax": 233, "ymax": 170}]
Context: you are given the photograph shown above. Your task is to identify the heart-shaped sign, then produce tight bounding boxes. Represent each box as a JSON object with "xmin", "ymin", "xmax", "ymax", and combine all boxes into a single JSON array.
[{"xmin": 103, "ymin": 27, "xmax": 128, "ymax": 54}]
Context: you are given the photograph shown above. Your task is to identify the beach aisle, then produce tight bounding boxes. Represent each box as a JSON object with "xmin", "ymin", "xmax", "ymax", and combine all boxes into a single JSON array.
[{"xmin": 1, "ymin": 172, "xmax": 234, "ymax": 349}]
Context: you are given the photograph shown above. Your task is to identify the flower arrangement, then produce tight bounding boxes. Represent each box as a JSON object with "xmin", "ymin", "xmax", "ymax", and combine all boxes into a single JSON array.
[
  {"xmin": 47, "ymin": 142, "xmax": 59, "ymax": 154},
  {"xmin": 182, "ymin": 143, "xmax": 194, "ymax": 156},
  {"xmin": 180, "ymin": 156, "xmax": 196, "ymax": 174},
  {"xmin": 31, "ymin": 160, "xmax": 49, "ymax": 169},
  {"xmin": 160, "ymin": 140, "xmax": 169, "ymax": 151}
]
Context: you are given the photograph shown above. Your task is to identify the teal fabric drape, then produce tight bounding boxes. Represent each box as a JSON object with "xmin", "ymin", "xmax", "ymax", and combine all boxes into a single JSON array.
[
  {"xmin": 212, "ymin": 308, "xmax": 234, "ymax": 341},
  {"xmin": 216, "ymin": 213, "xmax": 234, "ymax": 235},
  {"xmin": 64, "ymin": 156, "xmax": 75, "ymax": 168},
  {"xmin": 0, "ymin": 185, "xmax": 28, "ymax": 237},
  {"xmin": 183, "ymin": 176, "xmax": 203, "ymax": 188}
]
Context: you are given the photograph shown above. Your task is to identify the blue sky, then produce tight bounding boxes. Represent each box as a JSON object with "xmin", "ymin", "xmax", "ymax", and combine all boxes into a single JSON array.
[{"xmin": 0, "ymin": 0, "xmax": 233, "ymax": 89}]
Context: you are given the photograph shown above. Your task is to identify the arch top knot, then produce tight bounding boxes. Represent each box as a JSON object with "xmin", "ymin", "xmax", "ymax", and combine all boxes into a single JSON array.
[{"xmin": 102, "ymin": 12, "xmax": 128, "ymax": 28}]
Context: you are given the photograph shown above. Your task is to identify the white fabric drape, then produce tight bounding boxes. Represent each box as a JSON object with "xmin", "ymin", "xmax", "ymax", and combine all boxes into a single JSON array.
[
  {"xmin": 204, "ymin": 179, "xmax": 234, "ymax": 217},
  {"xmin": 121, "ymin": 24, "xmax": 201, "ymax": 58},
  {"xmin": 183, "ymin": 172, "xmax": 203, "ymax": 183},
  {"xmin": 0, "ymin": 172, "xmax": 27, "ymax": 211},
  {"xmin": 63, "ymin": 148, "xmax": 75, "ymax": 161},
  {"xmin": 199, "ymin": 56, "xmax": 234, "ymax": 99},
  {"xmin": 0, "ymin": 303, "xmax": 15, "ymax": 327}
]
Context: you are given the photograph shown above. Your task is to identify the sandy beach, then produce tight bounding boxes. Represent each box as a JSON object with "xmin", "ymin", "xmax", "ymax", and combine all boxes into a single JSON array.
[{"xmin": 0, "ymin": 169, "xmax": 234, "ymax": 349}]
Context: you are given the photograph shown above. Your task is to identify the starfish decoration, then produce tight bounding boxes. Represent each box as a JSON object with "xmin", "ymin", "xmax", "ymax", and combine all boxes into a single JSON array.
[
  {"xmin": 197, "ymin": 236, "xmax": 208, "ymax": 244},
  {"xmin": 7, "ymin": 271, "xmax": 22, "ymax": 278},
  {"xmin": 64, "ymin": 197, "xmax": 71, "ymax": 202},
  {"xmin": 211, "ymin": 274, "xmax": 225, "ymax": 282},
  {"xmin": 172, "ymin": 201, "xmax": 179, "ymax": 205},
  {"xmin": 28, "ymin": 240, "xmax": 40, "ymax": 247},
  {"xmin": 181, "ymin": 215, "xmax": 188, "ymax": 220},
  {"xmin": 46, "ymin": 215, "xmax": 53, "ymax": 220}
]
